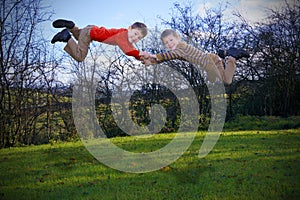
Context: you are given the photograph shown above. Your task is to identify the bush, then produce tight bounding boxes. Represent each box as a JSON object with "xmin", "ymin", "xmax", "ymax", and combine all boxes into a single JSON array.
[{"xmin": 224, "ymin": 115, "xmax": 300, "ymax": 131}]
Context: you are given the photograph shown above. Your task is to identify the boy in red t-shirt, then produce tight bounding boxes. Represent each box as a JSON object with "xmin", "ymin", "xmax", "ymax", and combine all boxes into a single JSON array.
[{"xmin": 51, "ymin": 19, "xmax": 149, "ymax": 62}]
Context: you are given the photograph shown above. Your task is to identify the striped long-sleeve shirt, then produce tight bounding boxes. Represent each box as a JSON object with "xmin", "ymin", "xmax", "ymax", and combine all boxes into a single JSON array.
[
  {"xmin": 155, "ymin": 42, "xmax": 213, "ymax": 69},
  {"xmin": 152, "ymin": 42, "xmax": 221, "ymax": 82}
]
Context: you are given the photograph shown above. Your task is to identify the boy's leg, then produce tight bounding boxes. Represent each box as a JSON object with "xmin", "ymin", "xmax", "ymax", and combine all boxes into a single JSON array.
[
  {"xmin": 205, "ymin": 53, "xmax": 224, "ymax": 83},
  {"xmin": 207, "ymin": 53, "xmax": 237, "ymax": 85},
  {"xmin": 64, "ymin": 25, "xmax": 93, "ymax": 62},
  {"xmin": 69, "ymin": 26, "xmax": 81, "ymax": 40},
  {"xmin": 223, "ymin": 57, "xmax": 236, "ymax": 85}
]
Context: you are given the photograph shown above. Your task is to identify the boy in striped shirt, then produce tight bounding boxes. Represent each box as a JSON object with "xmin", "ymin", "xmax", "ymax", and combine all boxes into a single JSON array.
[{"xmin": 140, "ymin": 29, "xmax": 249, "ymax": 85}]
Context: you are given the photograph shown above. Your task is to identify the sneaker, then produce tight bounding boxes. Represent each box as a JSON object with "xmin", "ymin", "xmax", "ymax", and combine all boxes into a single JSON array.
[
  {"xmin": 218, "ymin": 47, "xmax": 250, "ymax": 60},
  {"xmin": 52, "ymin": 19, "xmax": 75, "ymax": 29},
  {"xmin": 51, "ymin": 29, "xmax": 71, "ymax": 44}
]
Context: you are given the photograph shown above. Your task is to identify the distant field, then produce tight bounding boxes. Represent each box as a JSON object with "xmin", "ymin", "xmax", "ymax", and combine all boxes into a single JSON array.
[{"xmin": 1, "ymin": 129, "xmax": 300, "ymax": 200}]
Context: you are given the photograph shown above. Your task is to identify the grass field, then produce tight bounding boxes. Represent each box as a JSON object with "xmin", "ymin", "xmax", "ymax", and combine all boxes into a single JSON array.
[{"xmin": 1, "ymin": 129, "xmax": 300, "ymax": 200}]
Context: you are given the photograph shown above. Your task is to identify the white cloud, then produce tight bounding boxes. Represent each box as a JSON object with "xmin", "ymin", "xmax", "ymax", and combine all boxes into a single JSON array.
[
  {"xmin": 237, "ymin": 0, "xmax": 286, "ymax": 23},
  {"xmin": 195, "ymin": 0, "xmax": 286, "ymax": 24},
  {"xmin": 197, "ymin": 2, "xmax": 214, "ymax": 17}
]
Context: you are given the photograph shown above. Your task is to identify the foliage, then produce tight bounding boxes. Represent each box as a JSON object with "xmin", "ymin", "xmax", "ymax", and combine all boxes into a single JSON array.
[{"xmin": 224, "ymin": 115, "xmax": 300, "ymax": 131}]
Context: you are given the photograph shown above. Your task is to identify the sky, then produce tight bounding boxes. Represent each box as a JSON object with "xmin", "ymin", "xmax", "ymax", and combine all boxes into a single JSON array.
[{"xmin": 43, "ymin": 0, "xmax": 287, "ymax": 38}]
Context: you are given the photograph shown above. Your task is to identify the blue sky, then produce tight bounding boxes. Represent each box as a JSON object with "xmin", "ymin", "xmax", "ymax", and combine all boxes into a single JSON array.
[
  {"xmin": 44, "ymin": 0, "xmax": 178, "ymax": 36},
  {"xmin": 43, "ymin": 0, "xmax": 285, "ymax": 38}
]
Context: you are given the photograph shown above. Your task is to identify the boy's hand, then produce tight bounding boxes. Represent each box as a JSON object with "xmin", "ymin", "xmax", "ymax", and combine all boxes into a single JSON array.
[
  {"xmin": 141, "ymin": 58, "xmax": 152, "ymax": 66},
  {"xmin": 149, "ymin": 54, "xmax": 157, "ymax": 59},
  {"xmin": 139, "ymin": 51, "xmax": 150, "ymax": 59}
]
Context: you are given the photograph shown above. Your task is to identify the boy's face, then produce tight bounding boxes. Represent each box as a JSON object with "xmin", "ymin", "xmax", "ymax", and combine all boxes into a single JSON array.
[
  {"xmin": 162, "ymin": 34, "xmax": 180, "ymax": 50},
  {"xmin": 128, "ymin": 28, "xmax": 144, "ymax": 44}
]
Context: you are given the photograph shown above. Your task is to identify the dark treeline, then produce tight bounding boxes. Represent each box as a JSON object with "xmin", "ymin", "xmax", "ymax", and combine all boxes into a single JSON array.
[{"xmin": 1, "ymin": 0, "xmax": 299, "ymax": 147}]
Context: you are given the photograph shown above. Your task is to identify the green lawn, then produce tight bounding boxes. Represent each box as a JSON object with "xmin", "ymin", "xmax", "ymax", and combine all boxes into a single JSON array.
[{"xmin": 1, "ymin": 129, "xmax": 300, "ymax": 200}]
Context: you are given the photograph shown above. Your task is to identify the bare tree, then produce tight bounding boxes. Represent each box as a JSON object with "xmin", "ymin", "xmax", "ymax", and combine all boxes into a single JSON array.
[
  {"xmin": 233, "ymin": 0, "xmax": 300, "ymax": 116},
  {"xmin": 0, "ymin": 0, "xmax": 61, "ymax": 147}
]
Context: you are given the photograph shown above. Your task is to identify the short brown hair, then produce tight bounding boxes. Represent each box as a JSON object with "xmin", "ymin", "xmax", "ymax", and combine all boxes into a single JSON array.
[
  {"xmin": 160, "ymin": 29, "xmax": 180, "ymax": 41},
  {"xmin": 131, "ymin": 22, "xmax": 148, "ymax": 37}
]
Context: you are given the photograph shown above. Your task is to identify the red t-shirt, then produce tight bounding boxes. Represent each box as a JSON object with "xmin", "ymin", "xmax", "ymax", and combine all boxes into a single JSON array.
[{"xmin": 90, "ymin": 26, "xmax": 141, "ymax": 60}]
